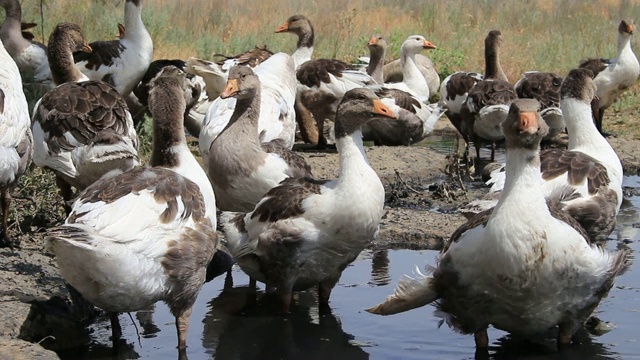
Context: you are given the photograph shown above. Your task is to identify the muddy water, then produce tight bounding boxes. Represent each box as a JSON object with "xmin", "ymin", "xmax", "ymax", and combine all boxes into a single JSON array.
[{"xmin": 57, "ymin": 177, "xmax": 640, "ymax": 360}]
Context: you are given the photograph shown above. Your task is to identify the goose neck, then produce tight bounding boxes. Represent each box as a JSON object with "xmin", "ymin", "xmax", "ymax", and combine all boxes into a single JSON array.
[
  {"xmin": 485, "ymin": 44, "xmax": 507, "ymax": 81},
  {"xmin": 123, "ymin": 1, "xmax": 147, "ymax": 39},
  {"xmin": 47, "ymin": 41, "xmax": 87, "ymax": 84},
  {"xmin": 220, "ymin": 95, "xmax": 262, "ymax": 147},
  {"xmin": 367, "ymin": 47, "xmax": 385, "ymax": 84},
  {"xmin": 497, "ymin": 147, "xmax": 546, "ymax": 210},
  {"xmin": 335, "ymin": 130, "xmax": 373, "ymax": 183}
]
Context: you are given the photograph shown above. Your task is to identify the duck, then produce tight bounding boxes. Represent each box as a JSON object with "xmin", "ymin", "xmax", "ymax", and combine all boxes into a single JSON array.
[
  {"xmin": 31, "ymin": 23, "xmax": 138, "ymax": 211},
  {"xmin": 0, "ymin": 38, "xmax": 32, "ymax": 249},
  {"xmin": 462, "ymin": 68, "xmax": 623, "ymax": 242},
  {"xmin": 367, "ymin": 98, "xmax": 632, "ymax": 350},
  {"xmin": 361, "ymin": 35, "xmax": 444, "ymax": 145},
  {"xmin": 198, "ymin": 52, "xmax": 298, "ymax": 153},
  {"xmin": 205, "ymin": 65, "xmax": 311, "ymax": 212},
  {"xmin": 514, "ymin": 71, "xmax": 564, "ymax": 139},
  {"xmin": 73, "ymin": 0, "xmax": 153, "ymax": 97},
  {"xmin": 45, "ymin": 66, "xmax": 220, "ymax": 352},
  {"xmin": 580, "ymin": 19, "xmax": 640, "ymax": 135},
  {"xmin": 0, "ymin": 0, "xmax": 52, "ymax": 89},
  {"xmin": 219, "ymin": 87, "xmax": 397, "ymax": 313}
]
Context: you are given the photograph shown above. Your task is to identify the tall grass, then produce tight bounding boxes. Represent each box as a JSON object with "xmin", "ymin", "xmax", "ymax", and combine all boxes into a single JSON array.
[{"xmin": 17, "ymin": 0, "xmax": 640, "ymax": 81}]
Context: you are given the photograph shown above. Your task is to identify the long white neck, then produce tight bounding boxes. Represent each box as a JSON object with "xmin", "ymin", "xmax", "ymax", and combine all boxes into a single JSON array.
[
  {"xmin": 335, "ymin": 131, "xmax": 376, "ymax": 185},
  {"xmin": 401, "ymin": 50, "xmax": 429, "ymax": 99},
  {"xmin": 171, "ymin": 143, "xmax": 218, "ymax": 224},
  {"xmin": 123, "ymin": 2, "xmax": 149, "ymax": 42},
  {"xmin": 617, "ymin": 33, "xmax": 633, "ymax": 60},
  {"xmin": 495, "ymin": 147, "xmax": 547, "ymax": 213},
  {"xmin": 292, "ymin": 46, "xmax": 313, "ymax": 69}
]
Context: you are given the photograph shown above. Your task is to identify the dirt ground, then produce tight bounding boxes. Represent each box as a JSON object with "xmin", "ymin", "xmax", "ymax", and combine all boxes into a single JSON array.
[{"xmin": 0, "ymin": 118, "xmax": 639, "ymax": 357}]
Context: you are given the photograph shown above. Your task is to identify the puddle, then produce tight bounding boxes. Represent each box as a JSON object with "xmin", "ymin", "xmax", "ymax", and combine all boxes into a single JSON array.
[{"xmin": 56, "ymin": 177, "xmax": 640, "ymax": 360}]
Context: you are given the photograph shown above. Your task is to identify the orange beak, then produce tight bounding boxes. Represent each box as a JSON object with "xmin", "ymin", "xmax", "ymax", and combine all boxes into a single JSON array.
[
  {"xmin": 368, "ymin": 36, "xmax": 378, "ymax": 46},
  {"xmin": 627, "ymin": 24, "xmax": 634, "ymax": 34},
  {"xmin": 372, "ymin": 99, "xmax": 397, "ymax": 119},
  {"xmin": 220, "ymin": 79, "xmax": 239, "ymax": 99},
  {"xmin": 117, "ymin": 23, "xmax": 125, "ymax": 38},
  {"xmin": 275, "ymin": 22, "xmax": 289, "ymax": 33},
  {"xmin": 423, "ymin": 40, "xmax": 437, "ymax": 49},
  {"xmin": 82, "ymin": 42, "xmax": 92, "ymax": 53},
  {"xmin": 518, "ymin": 112, "xmax": 539, "ymax": 134}
]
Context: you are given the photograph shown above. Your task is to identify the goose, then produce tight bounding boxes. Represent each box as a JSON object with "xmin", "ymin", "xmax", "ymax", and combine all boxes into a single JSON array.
[
  {"xmin": 275, "ymin": 14, "xmax": 314, "ymax": 69},
  {"xmin": 383, "ymin": 54, "xmax": 440, "ymax": 101},
  {"xmin": 45, "ymin": 67, "xmax": 220, "ymax": 352},
  {"xmin": 31, "ymin": 23, "xmax": 138, "ymax": 211},
  {"xmin": 0, "ymin": 38, "xmax": 32, "ymax": 249},
  {"xmin": 367, "ymin": 98, "xmax": 632, "ymax": 350},
  {"xmin": 514, "ymin": 71, "xmax": 564, "ymax": 139},
  {"xmin": 0, "ymin": 0, "xmax": 52, "ymax": 89},
  {"xmin": 361, "ymin": 35, "xmax": 444, "ymax": 145},
  {"xmin": 205, "ymin": 65, "xmax": 311, "ymax": 212},
  {"xmin": 73, "ymin": 0, "xmax": 153, "ymax": 97},
  {"xmin": 463, "ymin": 69, "xmax": 624, "ymax": 242},
  {"xmin": 198, "ymin": 52, "xmax": 298, "ymax": 153},
  {"xmin": 439, "ymin": 70, "xmax": 484, "ymax": 153},
  {"xmin": 219, "ymin": 87, "xmax": 397, "ymax": 313},
  {"xmin": 466, "ymin": 30, "xmax": 517, "ymax": 160},
  {"xmin": 580, "ymin": 19, "xmax": 640, "ymax": 135}
]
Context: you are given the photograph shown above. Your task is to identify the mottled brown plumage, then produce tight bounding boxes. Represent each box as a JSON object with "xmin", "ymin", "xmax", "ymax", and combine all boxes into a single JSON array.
[
  {"xmin": 540, "ymin": 149, "xmax": 610, "ymax": 195},
  {"xmin": 296, "ymin": 58, "xmax": 349, "ymax": 88},
  {"xmin": 251, "ymin": 177, "xmax": 329, "ymax": 223},
  {"xmin": 578, "ymin": 58, "xmax": 610, "ymax": 78},
  {"xmin": 443, "ymin": 72, "xmax": 483, "ymax": 102},
  {"xmin": 261, "ymin": 139, "xmax": 312, "ymax": 178},
  {"xmin": 515, "ymin": 72, "xmax": 563, "ymax": 109},
  {"xmin": 215, "ymin": 45, "xmax": 273, "ymax": 68},
  {"xmin": 372, "ymin": 87, "xmax": 420, "ymax": 114},
  {"xmin": 73, "ymin": 40, "xmax": 125, "ymax": 71},
  {"xmin": 468, "ymin": 80, "xmax": 517, "ymax": 109}
]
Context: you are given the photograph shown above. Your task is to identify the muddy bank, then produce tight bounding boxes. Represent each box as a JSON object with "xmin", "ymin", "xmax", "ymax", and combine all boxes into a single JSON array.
[{"xmin": 0, "ymin": 119, "xmax": 638, "ymax": 356}]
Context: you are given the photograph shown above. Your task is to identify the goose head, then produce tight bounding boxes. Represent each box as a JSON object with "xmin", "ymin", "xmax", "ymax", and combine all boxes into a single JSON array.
[
  {"xmin": 220, "ymin": 65, "xmax": 259, "ymax": 100},
  {"xmin": 367, "ymin": 34, "xmax": 387, "ymax": 55},
  {"xmin": 560, "ymin": 68, "xmax": 597, "ymax": 105},
  {"xmin": 275, "ymin": 14, "xmax": 313, "ymax": 38},
  {"xmin": 619, "ymin": 19, "xmax": 634, "ymax": 36},
  {"xmin": 333, "ymin": 88, "xmax": 397, "ymax": 138},
  {"xmin": 502, "ymin": 99, "xmax": 548, "ymax": 150},
  {"xmin": 126, "ymin": 0, "xmax": 142, "ymax": 6},
  {"xmin": 48, "ymin": 22, "xmax": 92, "ymax": 54},
  {"xmin": 401, "ymin": 35, "xmax": 437, "ymax": 55}
]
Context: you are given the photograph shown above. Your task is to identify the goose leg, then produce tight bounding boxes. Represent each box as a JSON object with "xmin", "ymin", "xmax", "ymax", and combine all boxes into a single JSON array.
[
  {"xmin": 0, "ymin": 190, "xmax": 18, "ymax": 249},
  {"xmin": 557, "ymin": 323, "xmax": 572, "ymax": 348},
  {"xmin": 55, "ymin": 175, "xmax": 73, "ymax": 215},
  {"xmin": 278, "ymin": 284, "xmax": 295, "ymax": 314},
  {"xmin": 176, "ymin": 306, "xmax": 193, "ymax": 349},
  {"xmin": 110, "ymin": 312, "xmax": 122, "ymax": 340},
  {"xmin": 474, "ymin": 328, "xmax": 489, "ymax": 348}
]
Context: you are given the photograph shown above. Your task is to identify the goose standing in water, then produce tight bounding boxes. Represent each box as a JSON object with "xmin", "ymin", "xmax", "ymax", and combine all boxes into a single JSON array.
[
  {"xmin": 73, "ymin": 0, "xmax": 153, "ymax": 97},
  {"xmin": 205, "ymin": 65, "xmax": 311, "ymax": 212},
  {"xmin": 367, "ymin": 99, "xmax": 631, "ymax": 350},
  {"xmin": 462, "ymin": 69, "xmax": 623, "ymax": 242},
  {"xmin": 31, "ymin": 23, "xmax": 138, "ymax": 211},
  {"xmin": 0, "ymin": 38, "xmax": 32, "ymax": 248},
  {"xmin": 580, "ymin": 19, "xmax": 640, "ymax": 135},
  {"xmin": 0, "ymin": 0, "xmax": 52, "ymax": 89},
  {"xmin": 46, "ymin": 67, "xmax": 219, "ymax": 352},
  {"xmin": 220, "ymin": 88, "xmax": 397, "ymax": 313}
]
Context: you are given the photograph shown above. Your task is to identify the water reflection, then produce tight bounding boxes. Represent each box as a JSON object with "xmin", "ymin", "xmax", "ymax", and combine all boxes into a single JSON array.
[
  {"xmin": 201, "ymin": 283, "xmax": 369, "ymax": 360},
  {"xmin": 370, "ymin": 250, "xmax": 391, "ymax": 286}
]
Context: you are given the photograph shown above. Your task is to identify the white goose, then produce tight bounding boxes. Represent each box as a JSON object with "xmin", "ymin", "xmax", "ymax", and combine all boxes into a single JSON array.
[
  {"xmin": 581, "ymin": 19, "xmax": 640, "ymax": 135},
  {"xmin": 46, "ymin": 68, "xmax": 219, "ymax": 352},
  {"xmin": 464, "ymin": 68, "xmax": 623, "ymax": 242},
  {"xmin": 73, "ymin": 0, "xmax": 153, "ymax": 97},
  {"xmin": 383, "ymin": 54, "xmax": 440, "ymax": 101},
  {"xmin": 362, "ymin": 35, "xmax": 444, "ymax": 145},
  {"xmin": 381, "ymin": 35, "xmax": 436, "ymax": 102},
  {"xmin": 198, "ymin": 52, "xmax": 298, "ymax": 152},
  {"xmin": 514, "ymin": 71, "xmax": 564, "ymax": 139},
  {"xmin": 0, "ymin": 0, "xmax": 52, "ymax": 89},
  {"xmin": 31, "ymin": 23, "xmax": 138, "ymax": 211},
  {"xmin": 205, "ymin": 65, "xmax": 311, "ymax": 212},
  {"xmin": 219, "ymin": 87, "xmax": 397, "ymax": 312},
  {"xmin": 0, "ymin": 38, "xmax": 32, "ymax": 248},
  {"xmin": 367, "ymin": 99, "xmax": 632, "ymax": 350}
]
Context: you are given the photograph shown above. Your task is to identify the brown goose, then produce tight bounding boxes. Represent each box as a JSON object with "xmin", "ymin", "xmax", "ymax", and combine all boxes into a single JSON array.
[
  {"xmin": 0, "ymin": 0, "xmax": 51, "ymax": 88},
  {"xmin": 220, "ymin": 87, "xmax": 397, "ymax": 313},
  {"xmin": 206, "ymin": 65, "xmax": 311, "ymax": 212},
  {"xmin": 466, "ymin": 30, "xmax": 517, "ymax": 160},
  {"xmin": 367, "ymin": 99, "xmax": 631, "ymax": 351},
  {"xmin": 46, "ymin": 67, "xmax": 219, "ymax": 352},
  {"xmin": 514, "ymin": 71, "xmax": 564, "ymax": 139},
  {"xmin": 31, "ymin": 23, "xmax": 138, "ymax": 211},
  {"xmin": 0, "ymin": 38, "xmax": 32, "ymax": 249},
  {"xmin": 73, "ymin": 0, "xmax": 153, "ymax": 96}
]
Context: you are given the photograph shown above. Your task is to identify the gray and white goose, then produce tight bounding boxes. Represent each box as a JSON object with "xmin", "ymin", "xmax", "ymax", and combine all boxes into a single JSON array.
[
  {"xmin": 0, "ymin": 0, "xmax": 51, "ymax": 89},
  {"xmin": 205, "ymin": 65, "xmax": 311, "ymax": 212},
  {"xmin": 46, "ymin": 68, "xmax": 219, "ymax": 352},
  {"xmin": 362, "ymin": 35, "xmax": 444, "ymax": 145},
  {"xmin": 219, "ymin": 87, "xmax": 397, "ymax": 313},
  {"xmin": 367, "ymin": 99, "xmax": 631, "ymax": 350},
  {"xmin": 73, "ymin": 0, "xmax": 153, "ymax": 97},
  {"xmin": 463, "ymin": 69, "xmax": 623, "ymax": 242},
  {"xmin": 31, "ymin": 23, "xmax": 138, "ymax": 211},
  {"xmin": 0, "ymin": 38, "xmax": 32, "ymax": 248}
]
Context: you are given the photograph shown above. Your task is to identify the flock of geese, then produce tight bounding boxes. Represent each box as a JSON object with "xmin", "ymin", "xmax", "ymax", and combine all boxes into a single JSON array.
[{"xmin": 0, "ymin": 0, "xmax": 638, "ymax": 354}]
